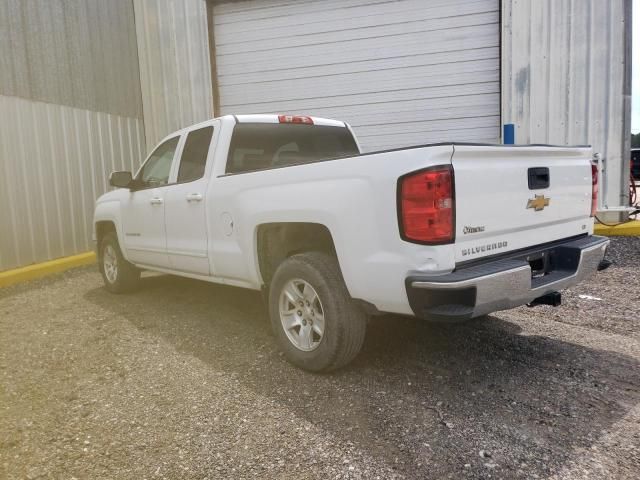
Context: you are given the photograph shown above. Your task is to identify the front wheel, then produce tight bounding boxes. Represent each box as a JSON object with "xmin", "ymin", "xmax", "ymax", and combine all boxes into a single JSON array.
[
  {"xmin": 99, "ymin": 232, "xmax": 140, "ymax": 293},
  {"xmin": 268, "ymin": 252, "xmax": 367, "ymax": 372}
]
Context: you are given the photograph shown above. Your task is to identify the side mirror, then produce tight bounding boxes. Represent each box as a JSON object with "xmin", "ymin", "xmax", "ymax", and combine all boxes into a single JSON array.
[{"xmin": 109, "ymin": 171, "xmax": 133, "ymax": 189}]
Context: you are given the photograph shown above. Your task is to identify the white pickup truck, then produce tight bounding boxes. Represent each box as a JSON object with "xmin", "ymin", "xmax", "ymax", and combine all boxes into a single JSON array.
[{"xmin": 94, "ymin": 114, "xmax": 609, "ymax": 371}]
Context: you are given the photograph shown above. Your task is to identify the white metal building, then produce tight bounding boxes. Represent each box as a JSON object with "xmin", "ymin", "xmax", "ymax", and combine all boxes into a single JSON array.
[{"xmin": 0, "ymin": 0, "xmax": 632, "ymax": 271}]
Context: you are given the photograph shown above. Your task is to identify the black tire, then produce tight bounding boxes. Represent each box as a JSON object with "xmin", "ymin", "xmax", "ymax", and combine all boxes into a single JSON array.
[
  {"xmin": 268, "ymin": 252, "xmax": 367, "ymax": 372},
  {"xmin": 99, "ymin": 232, "xmax": 141, "ymax": 293}
]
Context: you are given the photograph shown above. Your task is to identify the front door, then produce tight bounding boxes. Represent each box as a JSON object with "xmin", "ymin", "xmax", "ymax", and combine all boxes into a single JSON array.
[
  {"xmin": 122, "ymin": 136, "xmax": 180, "ymax": 268},
  {"xmin": 164, "ymin": 125, "xmax": 214, "ymax": 275}
]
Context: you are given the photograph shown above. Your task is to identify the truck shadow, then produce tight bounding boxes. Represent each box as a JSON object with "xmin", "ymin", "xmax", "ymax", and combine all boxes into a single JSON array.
[{"xmin": 85, "ymin": 273, "xmax": 640, "ymax": 478}]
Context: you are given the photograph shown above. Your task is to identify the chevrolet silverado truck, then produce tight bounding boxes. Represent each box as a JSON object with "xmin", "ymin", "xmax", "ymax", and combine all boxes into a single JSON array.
[{"xmin": 94, "ymin": 114, "xmax": 609, "ymax": 371}]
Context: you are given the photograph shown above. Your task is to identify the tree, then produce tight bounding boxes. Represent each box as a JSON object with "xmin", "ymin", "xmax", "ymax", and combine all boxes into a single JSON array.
[{"xmin": 632, "ymin": 133, "xmax": 640, "ymax": 148}]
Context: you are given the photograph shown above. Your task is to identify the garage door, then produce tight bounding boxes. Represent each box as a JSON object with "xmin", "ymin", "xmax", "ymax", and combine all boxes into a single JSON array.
[{"xmin": 213, "ymin": 0, "xmax": 500, "ymax": 152}]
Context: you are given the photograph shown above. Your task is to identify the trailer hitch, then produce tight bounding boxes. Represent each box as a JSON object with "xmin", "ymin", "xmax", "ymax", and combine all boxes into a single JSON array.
[
  {"xmin": 527, "ymin": 291, "xmax": 562, "ymax": 308},
  {"xmin": 597, "ymin": 259, "xmax": 612, "ymax": 271}
]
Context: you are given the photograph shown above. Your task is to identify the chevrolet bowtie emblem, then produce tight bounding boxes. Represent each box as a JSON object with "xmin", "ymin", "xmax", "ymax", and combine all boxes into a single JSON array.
[{"xmin": 527, "ymin": 194, "xmax": 550, "ymax": 211}]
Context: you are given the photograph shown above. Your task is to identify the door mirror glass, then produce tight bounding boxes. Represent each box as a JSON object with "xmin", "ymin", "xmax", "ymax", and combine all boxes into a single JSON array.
[{"xmin": 109, "ymin": 171, "xmax": 133, "ymax": 188}]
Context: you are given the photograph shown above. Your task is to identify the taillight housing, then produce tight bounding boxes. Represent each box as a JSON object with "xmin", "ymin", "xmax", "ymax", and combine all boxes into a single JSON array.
[
  {"xmin": 591, "ymin": 163, "xmax": 598, "ymax": 217},
  {"xmin": 398, "ymin": 165, "xmax": 455, "ymax": 244}
]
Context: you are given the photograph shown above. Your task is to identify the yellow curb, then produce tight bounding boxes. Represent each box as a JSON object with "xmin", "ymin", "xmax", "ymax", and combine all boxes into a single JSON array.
[
  {"xmin": 0, "ymin": 252, "xmax": 96, "ymax": 288},
  {"xmin": 594, "ymin": 220, "xmax": 640, "ymax": 237}
]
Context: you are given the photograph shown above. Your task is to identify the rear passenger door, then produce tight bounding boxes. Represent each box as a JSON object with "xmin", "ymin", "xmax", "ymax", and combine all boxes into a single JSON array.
[{"xmin": 163, "ymin": 124, "xmax": 216, "ymax": 275}]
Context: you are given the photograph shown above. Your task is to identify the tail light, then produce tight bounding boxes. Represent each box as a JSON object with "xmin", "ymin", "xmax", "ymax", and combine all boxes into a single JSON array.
[
  {"xmin": 591, "ymin": 163, "xmax": 598, "ymax": 217},
  {"xmin": 398, "ymin": 165, "xmax": 455, "ymax": 244},
  {"xmin": 278, "ymin": 115, "xmax": 313, "ymax": 125}
]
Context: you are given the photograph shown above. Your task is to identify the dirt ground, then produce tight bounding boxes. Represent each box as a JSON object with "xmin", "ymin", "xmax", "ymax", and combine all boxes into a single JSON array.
[{"xmin": 1, "ymin": 237, "xmax": 639, "ymax": 479}]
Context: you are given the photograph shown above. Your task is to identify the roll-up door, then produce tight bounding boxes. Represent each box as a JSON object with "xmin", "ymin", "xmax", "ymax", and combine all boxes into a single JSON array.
[{"xmin": 213, "ymin": 0, "xmax": 500, "ymax": 152}]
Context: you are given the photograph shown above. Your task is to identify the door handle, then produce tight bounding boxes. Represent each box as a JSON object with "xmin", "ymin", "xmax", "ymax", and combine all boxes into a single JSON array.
[
  {"xmin": 186, "ymin": 193, "xmax": 203, "ymax": 202},
  {"xmin": 150, "ymin": 197, "xmax": 163, "ymax": 205},
  {"xmin": 528, "ymin": 167, "xmax": 550, "ymax": 189}
]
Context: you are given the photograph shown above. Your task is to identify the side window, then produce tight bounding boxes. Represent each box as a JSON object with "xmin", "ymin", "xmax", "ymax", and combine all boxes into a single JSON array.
[
  {"xmin": 177, "ymin": 126, "xmax": 214, "ymax": 183},
  {"xmin": 138, "ymin": 137, "xmax": 180, "ymax": 187}
]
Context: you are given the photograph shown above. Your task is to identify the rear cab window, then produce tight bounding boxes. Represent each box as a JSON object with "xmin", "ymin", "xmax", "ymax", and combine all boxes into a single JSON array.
[{"xmin": 225, "ymin": 123, "xmax": 359, "ymax": 174}]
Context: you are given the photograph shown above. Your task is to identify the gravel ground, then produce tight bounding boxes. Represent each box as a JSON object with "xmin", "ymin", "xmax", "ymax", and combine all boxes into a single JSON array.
[{"xmin": 1, "ymin": 237, "xmax": 639, "ymax": 479}]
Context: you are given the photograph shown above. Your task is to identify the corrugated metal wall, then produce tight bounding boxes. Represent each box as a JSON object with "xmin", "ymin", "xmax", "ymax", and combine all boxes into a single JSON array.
[
  {"xmin": 134, "ymin": 0, "xmax": 214, "ymax": 150},
  {"xmin": 0, "ymin": 95, "xmax": 145, "ymax": 271},
  {"xmin": 0, "ymin": 0, "xmax": 146, "ymax": 272},
  {"xmin": 0, "ymin": 0, "xmax": 143, "ymax": 119},
  {"xmin": 211, "ymin": 0, "xmax": 501, "ymax": 152},
  {"xmin": 502, "ymin": 0, "xmax": 632, "ymax": 211},
  {"xmin": 0, "ymin": 0, "xmax": 215, "ymax": 271}
]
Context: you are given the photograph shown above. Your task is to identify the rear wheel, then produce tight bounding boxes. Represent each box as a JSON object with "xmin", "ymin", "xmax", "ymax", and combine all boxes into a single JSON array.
[
  {"xmin": 99, "ymin": 232, "xmax": 140, "ymax": 293},
  {"xmin": 268, "ymin": 252, "xmax": 367, "ymax": 372}
]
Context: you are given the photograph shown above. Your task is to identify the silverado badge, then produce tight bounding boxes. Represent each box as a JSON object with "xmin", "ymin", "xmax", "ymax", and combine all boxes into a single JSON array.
[{"xmin": 526, "ymin": 194, "xmax": 550, "ymax": 211}]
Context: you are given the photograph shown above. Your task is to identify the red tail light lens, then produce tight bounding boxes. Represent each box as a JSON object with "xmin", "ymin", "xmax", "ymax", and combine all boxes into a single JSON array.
[
  {"xmin": 591, "ymin": 163, "xmax": 598, "ymax": 217},
  {"xmin": 399, "ymin": 166, "xmax": 454, "ymax": 244},
  {"xmin": 278, "ymin": 115, "xmax": 313, "ymax": 124}
]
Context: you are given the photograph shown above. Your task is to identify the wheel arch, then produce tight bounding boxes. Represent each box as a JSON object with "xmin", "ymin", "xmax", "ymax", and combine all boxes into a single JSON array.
[
  {"xmin": 255, "ymin": 222, "xmax": 338, "ymax": 287},
  {"xmin": 95, "ymin": 220, "xmax": 116, "ymax": 246},
  {"xmin": 94, "ymin": 201, "xmax": 126, "ymax": 259}
]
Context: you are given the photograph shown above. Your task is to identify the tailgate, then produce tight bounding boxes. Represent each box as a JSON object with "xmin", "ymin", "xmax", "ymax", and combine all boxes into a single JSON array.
[{"xmin": 452, "ymin": 145, "xmax": 594, "ymax": 263}]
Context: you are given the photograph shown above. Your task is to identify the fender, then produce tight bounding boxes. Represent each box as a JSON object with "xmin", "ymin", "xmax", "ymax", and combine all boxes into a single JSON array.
[{"xmin": 93, "ymin": 200, "xmax": 129, "ymax": 261}]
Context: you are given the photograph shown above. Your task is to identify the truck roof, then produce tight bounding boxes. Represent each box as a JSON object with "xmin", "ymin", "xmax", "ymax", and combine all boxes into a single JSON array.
[{"xmin": 170, "ymin": 115, "xmax": 348, "ymax": 137}]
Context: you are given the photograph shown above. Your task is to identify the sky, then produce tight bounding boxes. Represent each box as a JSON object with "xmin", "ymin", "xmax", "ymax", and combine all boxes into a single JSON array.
[{"xmin": 633, "ymin": 0, "xmax": 639, "ymax": 133}]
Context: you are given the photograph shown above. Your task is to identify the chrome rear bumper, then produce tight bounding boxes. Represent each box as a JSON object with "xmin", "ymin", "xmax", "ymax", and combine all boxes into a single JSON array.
[{"xmin": 406, "ymin": 235, "xmax": 609, "ymax": 321}]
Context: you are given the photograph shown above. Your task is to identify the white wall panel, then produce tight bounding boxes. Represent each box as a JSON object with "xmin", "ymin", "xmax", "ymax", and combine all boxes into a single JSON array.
[
  {"xmin": 134, "ymin": 0, "xmax": 214, "ymax": 151},
  {"xmin": 502, "ymin": 0, "xmax": 632, "ymax": 213},
  {"xmin": 213, "ymin": 0, "xmax": 501, "ymax": 152},
  {"xmin": 0, "ymin": 95, "xmax": 145, "ymax": 271}
]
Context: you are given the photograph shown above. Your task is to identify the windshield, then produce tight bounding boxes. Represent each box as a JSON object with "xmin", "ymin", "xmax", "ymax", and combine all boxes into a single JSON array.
[{"xmin": 225, "ymin": 123, "xmax": 359, "ymax": 174}]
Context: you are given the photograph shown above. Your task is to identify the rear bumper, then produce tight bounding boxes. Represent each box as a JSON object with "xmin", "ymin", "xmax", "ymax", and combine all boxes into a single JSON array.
[{"xmin": 406, "ymin": 235, "xmax": 609, "ymax": 321}]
